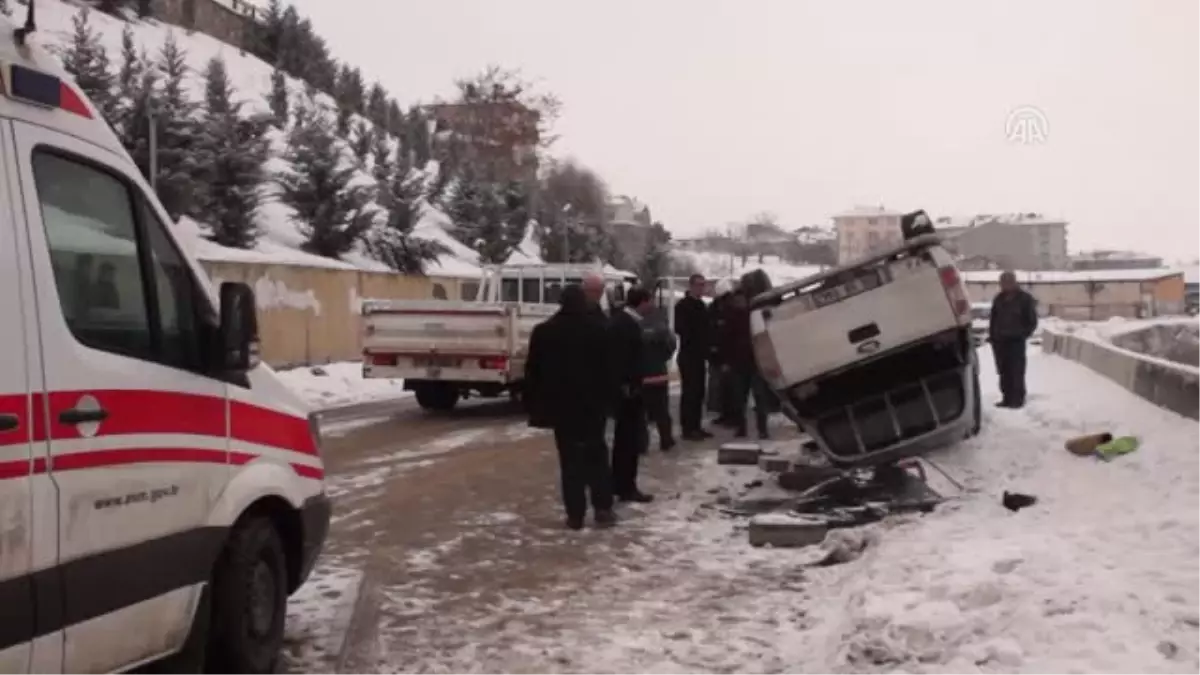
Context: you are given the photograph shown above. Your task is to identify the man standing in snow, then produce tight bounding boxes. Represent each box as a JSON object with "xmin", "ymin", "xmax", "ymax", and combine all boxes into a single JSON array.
[
  {"xmin": 609, "ymin": 287, "xmax": 653, "ymax": 503},
  {"xmin": 989, "ymin": 271, "xmax": 1039, "ymax": 409},
  {"xmin": 674, "ymin": 274, "xmax": 714, "ymax": 441},
  {"xmin": 525, "ymin": 284, "xmax": 617, "ymax": 530}
]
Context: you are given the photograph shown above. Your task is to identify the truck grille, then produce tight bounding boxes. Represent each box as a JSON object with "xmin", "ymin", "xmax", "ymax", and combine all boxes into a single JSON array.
[{"xmin": 816, "ymin": 368, "xmax": 965, "ymax": 460}]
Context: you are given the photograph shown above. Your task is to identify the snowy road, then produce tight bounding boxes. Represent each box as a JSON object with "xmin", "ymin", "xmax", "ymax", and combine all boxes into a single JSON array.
[{"xmin": 283, "ymin": 348, "xmax": 1198, "ymax": 673}]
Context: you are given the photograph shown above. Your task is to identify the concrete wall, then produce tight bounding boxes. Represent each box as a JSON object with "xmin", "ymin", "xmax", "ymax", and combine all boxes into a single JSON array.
[
  {"xmin": 1042, "ymin": 327, "xmax": 1199, "ymax": 420},
  {"xmin": 154, "ymin": 0, "xmax": 255, "ymax": 52},
  {"xmin": 199, "ymin": 260, "xmax": 469, "ymax": 368},
  {"xmin": 1110, "ymin": 323, "xmax": 1200, "ymax": 367}
]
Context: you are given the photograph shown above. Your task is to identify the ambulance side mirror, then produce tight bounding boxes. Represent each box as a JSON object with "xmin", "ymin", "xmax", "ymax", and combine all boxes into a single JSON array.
[{"xmin": 219, "ymin": 282, "xmax": 260, "ymax": 371}]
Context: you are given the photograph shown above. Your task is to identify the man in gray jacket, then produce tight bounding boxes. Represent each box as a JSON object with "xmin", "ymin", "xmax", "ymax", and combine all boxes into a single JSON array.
[{"xmin": 989, "ymin": 271, "xmax": 1039, "ymax": 409}]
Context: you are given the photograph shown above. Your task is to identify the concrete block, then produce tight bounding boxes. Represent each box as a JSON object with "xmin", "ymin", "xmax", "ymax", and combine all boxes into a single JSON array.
[
  {"xmin": 718, "ymin": 442, "xmax": 762, "ymax": 465},
  {"xmin": 748, "ymin": 513, "xmax": 829, "ymax": 548},
  {"xmin": 759, "ymin": 455, "xmax": 793, "ymax": 473}
]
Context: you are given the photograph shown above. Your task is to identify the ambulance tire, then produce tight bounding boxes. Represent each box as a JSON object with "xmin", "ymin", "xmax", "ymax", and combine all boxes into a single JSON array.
[{"xmin": 207, "ymin": 516, "xmax": 288, "ymax": 674}]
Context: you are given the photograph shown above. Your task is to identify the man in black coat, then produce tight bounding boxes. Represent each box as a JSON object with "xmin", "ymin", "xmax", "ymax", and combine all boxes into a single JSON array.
[
  {"xmin": 525, "ymin": 284, "xmax": 617, "ymax": 530},
  {"xmin": 609, "ymin": 287, "xmax": 653, "ymax": 503},
  {"xmin": 673, "ymin": 274, "xmax": 713, "ymax": 441},
  {"xmin": 989, "ymin": 271, "xmax": 1039, "ymax": 409}
]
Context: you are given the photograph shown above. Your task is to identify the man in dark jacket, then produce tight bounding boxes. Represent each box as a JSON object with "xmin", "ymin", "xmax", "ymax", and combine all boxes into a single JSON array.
[
  {"xmin": 609, "ymin": 287, "xmax": 653, "ymax": 503},
  {"xmin": 525, "ymin": 284, "xmax": 617, "ymax": 530},
  {"xmin": 708, "ymin": 280, "xmax": 737, "ymax": 425},
  {"xmin": 989, "ymin": 271, "xmax": 1039, "ymax": 409},
  {"xmin": 719, "ymin": 289, "xmax": 770, "ymax": 439},
  {"xmin": 640, "ymin": 296, "xmax": 678, "ymax": 452},
  {"xmin": 673, "ymin": 274, "xmax": 713, "ymax": 441}
]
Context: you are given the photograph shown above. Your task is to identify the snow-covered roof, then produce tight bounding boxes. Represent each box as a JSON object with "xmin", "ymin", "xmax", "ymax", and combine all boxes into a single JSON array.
[
  {"xmin": 833, "ymin": 205, "xmax": 901, "ymax": 219},
  {"xmin": 1182, "ymin": 265, "xmax": 1199, "ymax": 285},
  {"xmin": 936, "ymin": 213, "xmax": 1067, "ymax": 229},
  {"xmin": 503, "ymin": 220, "xmax": 543, "ymax": 266},
  {"xmin": 1072, "ymin": 249, "xmax": 1161, "ymax": 262},
  {"xmin": 963, "ymin": 268, "xmax": 1185, "ymax": 284}
]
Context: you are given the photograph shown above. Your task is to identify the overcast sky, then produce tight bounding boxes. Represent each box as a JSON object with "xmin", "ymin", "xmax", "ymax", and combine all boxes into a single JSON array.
[{"xmin": 293, "ymin": 0, "xmax": 1198, "ymax": 261}]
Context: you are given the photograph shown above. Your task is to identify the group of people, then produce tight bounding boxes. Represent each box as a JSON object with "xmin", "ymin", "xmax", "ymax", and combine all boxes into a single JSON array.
[{"xmin": 523, "ymin": 271, "xmax": 773, "ymax": 530}]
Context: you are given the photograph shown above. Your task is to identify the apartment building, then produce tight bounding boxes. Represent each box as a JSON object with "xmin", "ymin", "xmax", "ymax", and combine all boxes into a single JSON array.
[
  {"xmin": 937, "ymin": 213, "xmax": 1069, "ymax": 271},
  {"xmin": 832, "ymin": 206, "xmax": 903, "ymax": 264}
]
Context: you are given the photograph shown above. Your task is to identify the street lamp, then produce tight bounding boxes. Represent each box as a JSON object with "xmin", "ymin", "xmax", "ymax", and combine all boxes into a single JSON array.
[{"xmin": 560, "ymin": 203, "xmax": 572, "ymax": 263}]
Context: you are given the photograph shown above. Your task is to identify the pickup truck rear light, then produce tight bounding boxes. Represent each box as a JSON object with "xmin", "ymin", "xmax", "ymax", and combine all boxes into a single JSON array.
[
  {"xmin": 368, "ymin": 352, "xmax": 398, "ymax": 367},
  {"xmin": 479, "ymin": 355, "xmax": 508, "ymax": 370},
  {"xmin": 938, "ymin": 266, "xmax": 971, "ymax": 317}
]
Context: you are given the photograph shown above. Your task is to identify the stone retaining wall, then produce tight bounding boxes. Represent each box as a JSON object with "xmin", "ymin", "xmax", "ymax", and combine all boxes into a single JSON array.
[{"xmin": 1042, "ymin": 327, "xmax": 1199, "ymax": 420}]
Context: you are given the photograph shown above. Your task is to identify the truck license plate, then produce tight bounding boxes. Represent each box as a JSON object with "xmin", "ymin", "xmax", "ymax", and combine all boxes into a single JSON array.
[
  {"xmin": 414, "ymin": 356, "xmax": 461, "ymax": 368},
  {"xmin": 813, "ymin": 272, "xmax": 883, "ymax": 308}
]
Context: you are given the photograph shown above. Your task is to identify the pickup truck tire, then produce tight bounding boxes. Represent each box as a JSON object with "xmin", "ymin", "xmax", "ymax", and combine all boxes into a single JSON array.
[
  {"xmin": 206, "ymin": 516, "xmax": 288, "ymax": 674},
  {"xmin": 415, "ymin": 382, "xmax": 459, "ymax": 412}
]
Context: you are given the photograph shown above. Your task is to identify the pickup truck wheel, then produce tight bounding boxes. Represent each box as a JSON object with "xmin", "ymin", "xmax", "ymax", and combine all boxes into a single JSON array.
[
  {"xmin": 206, "ymin": 516, "xmax": 288, "ymax": 674},
  {"xmin": 415, "ymin": 383, "xmax": 459, "ymax": 411}
]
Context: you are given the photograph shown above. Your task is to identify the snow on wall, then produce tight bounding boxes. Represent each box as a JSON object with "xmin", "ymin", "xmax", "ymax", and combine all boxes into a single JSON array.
[{"xmin": 252, "ymin": 276, "xmax": 322, "ymax": 315}]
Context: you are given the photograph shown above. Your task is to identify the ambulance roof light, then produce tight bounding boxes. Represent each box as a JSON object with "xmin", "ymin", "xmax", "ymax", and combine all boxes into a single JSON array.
[{"xmin": 3, "ymin": 63, "xmax": 93, "ymax": 119}]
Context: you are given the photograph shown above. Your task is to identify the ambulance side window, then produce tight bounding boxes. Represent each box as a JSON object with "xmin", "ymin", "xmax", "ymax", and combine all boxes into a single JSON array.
[{"xmin": 31, "ymin": 150, "xmax": 203, "ymax": 373}]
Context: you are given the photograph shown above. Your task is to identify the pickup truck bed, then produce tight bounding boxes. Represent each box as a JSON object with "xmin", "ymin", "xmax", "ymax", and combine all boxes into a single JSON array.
[{"xmin": 750, "ymin": 234, "xmax": 982, "ymax": 467}]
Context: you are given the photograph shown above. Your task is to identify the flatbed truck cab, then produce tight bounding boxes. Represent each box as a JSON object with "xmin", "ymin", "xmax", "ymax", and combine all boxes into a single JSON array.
[{"xmin": 0, "ymin": 10, "xmax": 329, "ymax": 673}]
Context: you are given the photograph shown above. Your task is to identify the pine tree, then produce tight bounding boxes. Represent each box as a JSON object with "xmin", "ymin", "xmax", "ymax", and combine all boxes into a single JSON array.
[
  {"xmin": 366, "ymin": 83, "xmax": 388, "ymax": 128},
  {"xmin": 638, "ymin": 222, "xmax": 672, "ymax": 286},
  {"xmin": 334, "ymin": 64, "xmax": 365, "ymax": 115},
  {"xmin": 119, "ymin": 54, "xmax": 158, "ymax": 180},
  {"xmin": 277, "ymin": 103, "xmax": 376, "ymax": 258},
  {"xmin": 136, "ymin": 0, "xmax": 151, "ymax": 18},
  {"xmin": 447, "ymin": 170, "xmax": 523, "ymax": 264},
  {"xmin": 195, "ymin": 56, "xmax": 270, "ymax": 249},
  {"xmin": 386, "ymin": 100, "xmax": 404, "ymax": 137},
  {"xmin": 370, "ymin": 128, "xmax": 392, "ymax": 185},
  {"xmin": 268, "ymin": 66, "xmax": 289, "ymax": 127},
  {"xmin": 405, "ymin": 107, "xmax": 432, "ymax": 165},
  {"xmin": 153, "ymin": 33, "xmax": 202, "ymax": 221},
  {"xmin": 350, "ymin": 119, "xmax": 371, "ymax": 163},
  {"xmin": 62, "ymin": 9, "xmax": 116, "ymax": 122},
  {"xmin": 366, "ymin": 161, "xmax": 447, "ymax": 274}
]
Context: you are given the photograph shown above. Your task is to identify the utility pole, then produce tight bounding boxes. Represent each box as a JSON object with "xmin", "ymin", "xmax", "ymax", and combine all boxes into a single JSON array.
[
  {"xmin": 560, "ymin": 203, "xmax": 572, "ymax": 264},
  {"xmin": 147, "ymin": 102, "xmax": 158, "ymax": 192}
]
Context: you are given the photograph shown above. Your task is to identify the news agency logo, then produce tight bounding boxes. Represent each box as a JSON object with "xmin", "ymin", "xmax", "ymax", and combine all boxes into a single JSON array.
[{"xmin": 1006, "ymin": 105, "xmax": 1048, "ymax": 145}]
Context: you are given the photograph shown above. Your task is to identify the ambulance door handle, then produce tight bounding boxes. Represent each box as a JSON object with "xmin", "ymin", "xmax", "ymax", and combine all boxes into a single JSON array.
[
  {"xmin": 0, "ymin": 413, "xmax": 18, "ymax": 432},
  {"xmin": 59, "ymin": 408, "xmax": 108, "ymax": 425}
]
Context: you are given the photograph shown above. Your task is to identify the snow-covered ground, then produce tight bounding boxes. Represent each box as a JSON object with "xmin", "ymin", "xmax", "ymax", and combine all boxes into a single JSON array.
[
  {"xmin": 353, "ymin": 347, "xmax": 1198, "ymax": 673},
  {"xmin": 275, "ymin": 361, "xmax": 408, "ymax": 409}
]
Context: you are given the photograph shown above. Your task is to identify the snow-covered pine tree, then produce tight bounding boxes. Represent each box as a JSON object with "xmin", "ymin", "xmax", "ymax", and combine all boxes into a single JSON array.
[
  {"xmin": 268, "ymin": 66, "xmax": 289, "ymax": 127},
  {"xmin": 350, "ymin": 119, "xmax": 372, "ymax": 163},
  {"xmin": 153, "ymin": 33, "xmax": 202, "ymax": 222},
  {"xmin": 405, "ymin": 106, "xmax": 432, "ymax": 166},
  {"xmin": 277, "ymin": 102, "xmax": 376, "ymax": 258},
  {"xmin": 195, "ymin": 56, "xmax": 270, "ymax": 249},
  {"xmin": 638, "ymin": 221, "xmax": 672, "ymax": 286},
  {"xmin": 366, "ymin": 157, "xmax": 448, "ymax": 274},
  {"xmin": 447, "ymin": 171, "xmax": 522, "ymax": 264},
  {"xmin": 117, "ymin": 52, "xmax": 157, "ymax": 183},
  {"xmin": 386, "ymin": 100, "xmax": 404, "ymax": 138},
  {"xmin": 366, "ymin": 83, "xmax": 388, "ymax": 129},
  {"xmin": 62, "ymin": 9, "xmax": 116, "ymax": 123},
  {"xmin": 370, "ymin": 127, "xmax": 392, "ymax": 185}
]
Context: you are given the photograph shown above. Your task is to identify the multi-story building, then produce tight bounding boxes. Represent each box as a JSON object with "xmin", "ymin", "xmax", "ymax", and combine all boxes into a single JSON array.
[
  {"xmin": 832, "ymin": 206, "xmax": 903, "ymax": 264},
  {"xmin": 1070, "ymin": 250, "xmax": 1164, "ymax": 271},
  {"xmin": 605, "ymin": 196, "xmax": 654, "ymax": 265},
  {"xmin": 426, "ymin": 101, "xmax": 540, "ymax": 184},
  {"xmin": 936, "ymin": 213, "xmax": 1069, "ymax": 271}
]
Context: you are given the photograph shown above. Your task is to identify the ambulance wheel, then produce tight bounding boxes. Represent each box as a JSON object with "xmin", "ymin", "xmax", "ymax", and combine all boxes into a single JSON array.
[
  {"xmin": 415, "ymin": 382, "xmax": 459, "ymax": 411},
  {"xmin": 207, "ymin": 516, "xmax": 288, "ymax": 674}
]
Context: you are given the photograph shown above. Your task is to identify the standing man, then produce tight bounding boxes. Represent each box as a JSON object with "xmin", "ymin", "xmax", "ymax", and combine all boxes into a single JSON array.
[
  {"xmin": 582, "ymin": 272, "xmax": 609, "ymax": 321},
  {"xmin": 638, "ymin": 292, "xmax": 677, "ymax": 452},
  {"xmin": 609, "ymin": 287, "xmax": 653, "ymax": 503},
  {"xmin": 673, "ymin": 274, "xmax": 713, "ymax": 441},
  {"xmin": 720, "ymin": 288, "xmax": 770, "ymax": 439},
  {"xmin": 525, "ymin": 284, "xmax": 617, "ymax": 530},
  {"xmin": 989, "ymin": 271, "xmax": 1039, "ymax": 409},
  {"xmin": 708, "ymin": 279, "xmax": 736, "ymax": 426}
]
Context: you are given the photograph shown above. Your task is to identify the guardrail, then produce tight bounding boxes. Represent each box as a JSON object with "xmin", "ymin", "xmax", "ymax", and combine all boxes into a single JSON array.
[{"xmin": 1041, "ymin": 326, "xmax": 1199, "ymax": 420}]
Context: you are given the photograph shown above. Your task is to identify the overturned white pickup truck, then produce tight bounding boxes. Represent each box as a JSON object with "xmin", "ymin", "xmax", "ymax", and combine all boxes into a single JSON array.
[{"xmin": 749, "ymin": 233, "xmax": 982, "ymax": 468}]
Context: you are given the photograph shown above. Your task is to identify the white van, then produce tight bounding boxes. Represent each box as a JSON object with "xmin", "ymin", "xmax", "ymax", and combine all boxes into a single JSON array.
[{"xmin": 0, "ymin": 9, "xmax": 328, "ymax": 674}]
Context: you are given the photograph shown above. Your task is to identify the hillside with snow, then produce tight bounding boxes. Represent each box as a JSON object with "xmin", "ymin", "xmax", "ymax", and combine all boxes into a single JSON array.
[{"xmin": 25, "ymin": 0, "xmax": 489, "ymax": 278}]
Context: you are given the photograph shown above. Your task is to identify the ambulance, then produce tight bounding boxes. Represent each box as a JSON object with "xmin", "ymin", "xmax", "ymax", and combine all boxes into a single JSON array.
[{"xmin": 0, "ymin": 4, "xmax": 329, "ymax": 673}]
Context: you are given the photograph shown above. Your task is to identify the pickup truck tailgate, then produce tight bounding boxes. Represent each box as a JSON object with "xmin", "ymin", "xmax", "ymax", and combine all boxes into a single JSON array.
[
  {"xmin": 753, "ymin": 246, "xmax": 966, "ymax": 389},
  {"xmin": 363, "ymin": 302, "xmax": 511, "ymax": 356}
]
